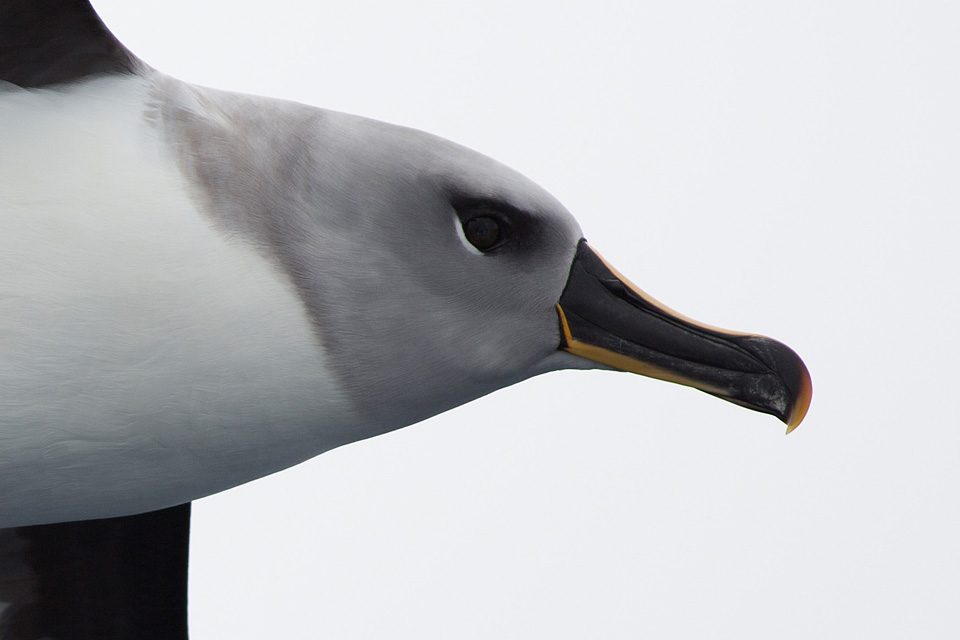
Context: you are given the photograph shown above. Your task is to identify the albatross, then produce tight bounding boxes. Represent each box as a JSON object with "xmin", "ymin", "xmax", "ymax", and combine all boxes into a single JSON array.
[{"xmin": 0, "ymin": 1, "xmax": 812, "ymax": 637}]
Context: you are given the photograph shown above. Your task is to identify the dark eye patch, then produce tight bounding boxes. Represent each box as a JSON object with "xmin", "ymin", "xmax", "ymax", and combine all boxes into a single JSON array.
[{"xmin": 450, "ymin": 195, "xmax": 542, "ymax": 255}]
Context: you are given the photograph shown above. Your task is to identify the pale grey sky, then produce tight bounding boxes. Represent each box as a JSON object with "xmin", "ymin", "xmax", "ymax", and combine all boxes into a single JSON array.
[{"xmin": 96, "ymin": 1, "xmax": 959, "ymax": 637}]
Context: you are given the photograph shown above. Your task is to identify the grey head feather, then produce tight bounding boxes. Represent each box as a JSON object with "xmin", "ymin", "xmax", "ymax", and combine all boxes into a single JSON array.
[{"xmin": 151, "ymin": 73, "xmax": 585, "ymax": 435}]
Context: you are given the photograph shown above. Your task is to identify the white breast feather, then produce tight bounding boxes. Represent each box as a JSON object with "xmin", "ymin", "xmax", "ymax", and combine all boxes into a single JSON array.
[{"xmin": 0, "ymin": 77, "xmax": 354, "ymax": 526}]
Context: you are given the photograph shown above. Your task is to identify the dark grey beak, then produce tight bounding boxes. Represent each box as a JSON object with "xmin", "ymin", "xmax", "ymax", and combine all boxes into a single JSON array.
[{"xmin": 556, "ymin": 240, "xmax": 812, "ymax": 432}]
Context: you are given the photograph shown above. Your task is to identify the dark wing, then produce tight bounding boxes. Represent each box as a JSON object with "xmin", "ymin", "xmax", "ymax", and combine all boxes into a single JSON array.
[
  {"xmin": 0, "ymin": 503, "xmax": 191, "ymax": 640},
  {"xmin": 0, "ymin": 0, "xmax": 139, "ymax": 88}
]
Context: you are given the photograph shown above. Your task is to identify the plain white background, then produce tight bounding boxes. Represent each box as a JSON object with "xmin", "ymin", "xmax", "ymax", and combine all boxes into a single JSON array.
[{"xmin": 93, "ymin": 2, "xmax": 958, "ymax": 638}]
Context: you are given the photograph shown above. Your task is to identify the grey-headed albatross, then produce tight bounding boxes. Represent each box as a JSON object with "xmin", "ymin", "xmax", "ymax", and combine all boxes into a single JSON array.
[{"xmin": 0, "ymin": 2, "xmax": 811, "ymax": 637}]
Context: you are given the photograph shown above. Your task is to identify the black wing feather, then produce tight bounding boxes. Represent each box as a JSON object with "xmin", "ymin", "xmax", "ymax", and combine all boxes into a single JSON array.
[
  {"xmin": 0, "ymin": 0, "xmax": 139, "ymax": 88},
  {"xmin": 0, "ymin": 503, "xmax": 191, "ymax": 640}
]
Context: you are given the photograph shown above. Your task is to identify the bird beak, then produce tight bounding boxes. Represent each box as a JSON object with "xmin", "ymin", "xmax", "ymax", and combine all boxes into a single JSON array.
[{"xmin": 556, "ymin": 240, "xmax": 812, "ymax": 433}]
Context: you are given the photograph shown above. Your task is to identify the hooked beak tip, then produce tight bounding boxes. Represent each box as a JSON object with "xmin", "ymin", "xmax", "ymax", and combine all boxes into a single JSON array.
[{"xmin": 784, "ymin": 361, "xmax": 813, "ymax": 434}]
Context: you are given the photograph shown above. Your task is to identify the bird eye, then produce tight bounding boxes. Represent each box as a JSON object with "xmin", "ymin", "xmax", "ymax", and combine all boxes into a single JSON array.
[{"xmin": 463, "ymin": 216, "xmax": 504, "ymax": 252}]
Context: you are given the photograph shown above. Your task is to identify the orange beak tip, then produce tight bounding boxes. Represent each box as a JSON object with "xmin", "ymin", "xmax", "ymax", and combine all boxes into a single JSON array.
[{"xmin": 783, "ymin": 364, "xmax": 813, "ymax": 435}]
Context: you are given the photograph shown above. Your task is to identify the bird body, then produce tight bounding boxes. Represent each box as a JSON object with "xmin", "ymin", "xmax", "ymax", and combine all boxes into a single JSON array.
[{"xmin": 0, "ymin": 68, "xmax": 589, "ymax": 526}]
